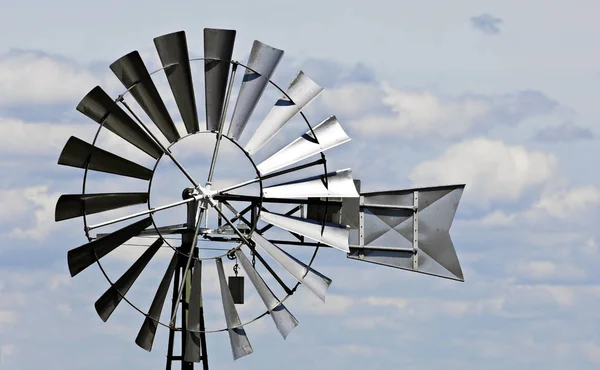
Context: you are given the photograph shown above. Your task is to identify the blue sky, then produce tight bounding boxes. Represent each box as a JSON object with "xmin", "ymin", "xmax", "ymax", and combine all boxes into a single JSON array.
[{"xmin": 1, "ymin": 1, "xmax": 600, "ymax": 369}]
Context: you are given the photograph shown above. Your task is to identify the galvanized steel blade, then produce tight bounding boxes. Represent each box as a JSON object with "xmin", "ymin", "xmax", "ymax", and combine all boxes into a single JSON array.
[
  {"xmin": 76, "ymin": 86, "xmax": 163, "ymax": 159},
  {"xmin": 184, "ymin": 259, "xmax": 203, "ymax": 362},
  {"xmin": 260, "ymin": 211, "xmax": 350, "ymax": 252},
  {"xmin": 110, "ymin": 51, "xmax": 181, "ymax": 143},
  {"xmin": 154, "ymin": 31, "xmax": 199, "ymax": 134},
  {"xmin": 204, "ymin": 28, "xmax": 236, "ymax": 132},
  {"xmin": 94, "ymin": 238, "xmax": 163, "ymax": 322},
  {"xmin": 58, "ymin": 137, "xmax": 153, "ymax": 180},
  {"xmin": 228, "ymin": 40, "xmax": 284, "ymax": 140},
  {"xmin": 244, "ymin": 71, "xmax": 324, "ymax": 155},
  {"xmin": 257, "ymin": 115, "xmax": 350, "ymax": 175},
  {"xmin": 55, "ymin": 192, "xmax": 148, "ymax": 221},
  {"xmin": 67, "ymin": 217, "xmax": 152, "ymax": 277},
  {"xmin": 251, "ymin": 233, "xmax": 331, "ymax": 302},
  {"xmin": 215, "ymin": 257, "xmax": 253, "ymax": 360},
  {"xmin": 262, "ymin": 168, "xmax": 359, "ymax": 199},
  {"xmin": 234, "ymin": 249, "xmax": 298, "ymax": 338},
  {"xmin": 135, "ymin": 252, "xmax": 178, "ymax": 352}
]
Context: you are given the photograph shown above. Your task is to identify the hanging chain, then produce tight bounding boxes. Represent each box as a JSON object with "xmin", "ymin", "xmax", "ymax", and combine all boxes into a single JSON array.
[{"xmin": 233, "ymin": 257, "xmax": 239, "ymax": 277}]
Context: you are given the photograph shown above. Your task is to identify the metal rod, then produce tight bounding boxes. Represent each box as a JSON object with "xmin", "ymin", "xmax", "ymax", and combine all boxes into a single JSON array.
[
  {"xmin": 87, "ymin": 196, "xmax": 200, "ymax": 231},
  {"xmin": 215, "ymin": 178, "xmax": 260, "ymax": 195},
  {"xmin": 361, "ymin": 203, "xmax": 415, "ymax": 210},
  {"xmin": 214, "ymin": 194, "xmax": 342, "ymax": 205},
  {"xmin": 206, "ymin": 64, "xmax": 238, "ymax": 185},
  {"xmin": 261, "ymin": 158, "xmax": 325, "ymax": 181},
  {"xmin": 119, "ymin": 98, "xmax": 200, "ymax": 188},
  {"xmin": 351, "ymin": 245, "xmax": 416, "ymax": 253}
]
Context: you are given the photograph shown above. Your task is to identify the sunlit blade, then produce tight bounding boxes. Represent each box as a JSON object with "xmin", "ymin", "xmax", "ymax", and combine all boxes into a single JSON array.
[
  {"xmin": 256, "ymin": 116, "xmax": 350, "ymax": 175},
  {"xmin": 58, "ymin": 137, "xmax": 153, "ymax": 180},
  {"xmin": 260, "ymin": 211, "xmax": 350, "ymax": 252},
  {"xmin": 184, "ymin": 260, "xmax": 203, "ymax": 363},
  {"xmin": 215, "ymin": 258, "xmax": 253, "ymax": 360},
  {"xmin": 95, "ymin": 238, "xmax": 163, "ymax": 322},
  {"xmin": 228, "ymin": 40, "xmax": 284, "ymax": 140},
  {"xmin": 234, "ymin": 249, "xmax": 298, "ymax": 338},
  {"xmin": 55, "ymin": 192, "xmax": 148, "ymax": 221},
  {"xmin": 262, "ymin": 168, "xmax": 359, "ymax": 199},
  {"xmin": 110, "ymin": 51, "xmax": 181, "ymax": 143},
  {"xmin": 244, "ymin": 71, "xmax": 324, "ymax": 155},
  {"xmin": 204, "ymin": 28, "xmax": 236, "ymax": 132},
  {"xmin": 77, "ymin": 86, "xmax": 163, "ymax": 159},
  {"xmin": 67, "ymin": 217, "xmax": 152, "ymax": 277},
  {"xmin": 154, "ymin": 31, "xmax": 199, "ymax": 134},
  {"xmin": 251, "ymin": 233, "xmax": 331, "ymax": 302},
  {"xmin": 135, "ymin": 252, "xmax": 178, "ymax": 352}
]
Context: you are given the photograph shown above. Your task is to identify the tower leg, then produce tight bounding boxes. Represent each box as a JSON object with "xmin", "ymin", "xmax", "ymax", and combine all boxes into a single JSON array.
[{"xmin": 165, "ymin": 190, "xmax": 210, "ymax": 370}]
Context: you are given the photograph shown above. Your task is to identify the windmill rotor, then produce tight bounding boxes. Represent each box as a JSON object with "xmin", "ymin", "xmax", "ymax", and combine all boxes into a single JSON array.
[{"xmin": 55, "ymin": 28, "xmax": 466, "ymax": 369}]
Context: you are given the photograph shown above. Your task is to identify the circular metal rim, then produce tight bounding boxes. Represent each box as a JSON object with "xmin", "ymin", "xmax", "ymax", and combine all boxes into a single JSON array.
[{"xmin": 78, "ymin": 56, "xmax": 331, "ymax": 334}]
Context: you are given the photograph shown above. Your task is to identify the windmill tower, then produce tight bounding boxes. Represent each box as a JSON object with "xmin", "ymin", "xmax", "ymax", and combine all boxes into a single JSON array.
[{"xmin": 55, "ymin": 28, "xmax": 465, "ymax": 369}]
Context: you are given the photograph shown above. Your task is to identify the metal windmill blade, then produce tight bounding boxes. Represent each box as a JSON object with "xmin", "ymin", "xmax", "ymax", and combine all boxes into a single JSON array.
[{"xmin": 54, "ymin": 27, "xmax": 467, "ymax": 370}]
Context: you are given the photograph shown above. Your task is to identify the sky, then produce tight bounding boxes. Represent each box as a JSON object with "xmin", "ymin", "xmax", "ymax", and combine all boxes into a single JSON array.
[{"xmin": 1, "ymin": 0, "xmax": 600, "ymax": 369}]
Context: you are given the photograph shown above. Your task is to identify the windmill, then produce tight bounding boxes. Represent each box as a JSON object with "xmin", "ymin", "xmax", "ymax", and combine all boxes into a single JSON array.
[{"xmin": 55, "ymin": 28, "xmax": 465, "ymax": 369}]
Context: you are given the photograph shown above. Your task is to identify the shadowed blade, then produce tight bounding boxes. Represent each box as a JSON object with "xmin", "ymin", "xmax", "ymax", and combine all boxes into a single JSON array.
[
  {"xmin": 136, "ymin": 253, "xmax": 178, "ymax": 351},
  {"xmin": 260, "ymin": 211, "xmax": 350, "ymax": 252},
  {"xmin": 67, "ymin": 217, "xmax": 152, "ymax": 277},
  {"xmin": 154, "ymin": 31, "xmax": 199, "ymax": 134},
  {"xmin": 204, "ymin": 28, "xmax": 236, "ymax": 132},
  {"xmin": 216, "ymin": 258, "xmax": 253, "ymax": 360},
  {"xmin": 251, "ymin": 233, "xmax": 331, "ymax": 302},
  {"xmin": 263, "ymin": 168, "xmax": 359, "ymax": 199},
  {"xmin": 55, "ymin": 192, "xmax": 148, "ymax": 221},
  {"xmin": 95, "ymin": 238, "xmax": 163, "ymax": 321},
  {"xmin": 244, "ymin": 71, "xmax": 323, "ymax": 155},
  {"xmin": 58, "ymin": 137, "xmax": 153, "ymax": 180},
  {"xmin": 235, "ymin": 249, "xmax": 298, "ymax": 338},
  {"xmin": 77, "ymin": 86, "xmax": 163, "ymax": 159},
  {"xmin": 257, "ymin": 116, "xmax": 350, "ymax": 175},
  {"xmin": 184, "ymin": 260, "xmax": 203, "ymax": 362},
  {"xmin": 110, "ymin": 51, "xmax": 180, "ymax": 143},
  {"xmin": 228, "ymin": 40, "xmax": 284, "ymax": 140}
]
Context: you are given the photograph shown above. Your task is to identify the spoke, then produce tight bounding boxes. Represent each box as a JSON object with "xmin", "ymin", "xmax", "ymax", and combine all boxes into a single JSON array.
[
  {"xmin": 87, "ymin": 195, "xmax": 202, "ymax": 231},
  {"xmin": 206, "ymin": 64, "xmax": 238, "ymax": 185},
  {"xmin": 118, "ymin": 98, "xmax": 200, "ymax": 188},
  {"xmin": 215, "ymin": 178, "xmax": 260, "ymax": 195}
]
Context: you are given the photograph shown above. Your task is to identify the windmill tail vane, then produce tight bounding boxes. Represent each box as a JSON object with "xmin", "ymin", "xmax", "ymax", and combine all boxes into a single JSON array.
[{"xmin": 53, "ymin": 27, "xmax": 466, "ymax": 369}]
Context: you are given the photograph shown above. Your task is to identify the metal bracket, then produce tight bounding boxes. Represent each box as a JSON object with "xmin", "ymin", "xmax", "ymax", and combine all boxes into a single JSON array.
[
  {"xmin": 412, "ymin": 190, "xmax": 419, "ymax": 270},
  {"xmin": 358, "ymin": 195, "xmax": 365, "ymax": 259}
]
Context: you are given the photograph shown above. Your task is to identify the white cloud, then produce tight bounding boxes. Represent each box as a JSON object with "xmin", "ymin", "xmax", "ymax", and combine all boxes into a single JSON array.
[
  {"xmin": 531, "ymin": 185, "xmax": 600, "ymax": 220},
  {"xmin": 319, "ymin": 82, "xmax": 385, "ymax": 119},
  {"xmin": 409, "ymin": 138, "xmax": 558, "ymax": 205},
  {"xmin": 512, "ymin": 260, "xmax": 587, "ymax": 282},
  {"xmin": 2, "ymin": 185, "xmax": 62, "ymax": 241},
  {"xmin": 0, "ymin": 344, "xmax": 15, "ymax": 365},
  {"xmin": 0, "ymin": 50, "xmax": 117, "ymax": 106},
  {"xmin": 0, "ymin": 118, "xmax": 89, "ymax": 157},
  {"xmin": 344, "ymin": 85, "xmax": 557, "ymax": 139},
  {"xmin": 0, "ymin": 310, "xmax": 17, "ymax": 328}
]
